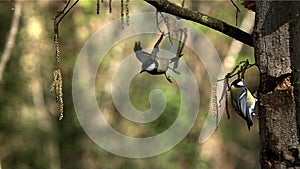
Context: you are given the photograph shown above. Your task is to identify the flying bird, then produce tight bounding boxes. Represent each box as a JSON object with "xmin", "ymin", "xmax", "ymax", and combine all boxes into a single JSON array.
[{"xmin": 134, "ymin": 32, "xmax": 182, "ymax": 83}]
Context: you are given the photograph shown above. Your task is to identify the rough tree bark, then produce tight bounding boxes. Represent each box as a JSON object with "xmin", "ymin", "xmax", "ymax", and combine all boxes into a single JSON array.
[{"xmin": 254, "ymin": 1, "xmax": 300, "ymax": 169}]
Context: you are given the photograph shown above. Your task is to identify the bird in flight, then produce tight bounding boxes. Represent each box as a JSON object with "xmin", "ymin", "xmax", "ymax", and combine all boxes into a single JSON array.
[{"xmin": 134, "ymin": 32, "xmax": 183, "ymax": 83}]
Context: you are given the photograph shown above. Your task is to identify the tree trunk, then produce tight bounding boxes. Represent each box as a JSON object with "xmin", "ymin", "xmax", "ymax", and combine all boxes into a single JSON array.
[{"xmin": 254, "ymin": 1, "xmax": 300, "ymax": 169}]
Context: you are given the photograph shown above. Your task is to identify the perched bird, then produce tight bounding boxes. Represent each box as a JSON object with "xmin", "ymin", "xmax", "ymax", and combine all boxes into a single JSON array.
[
  {"xmin": 134, "ymin": 32, "xmax": 182, "ymax": 83},
  {"xmin": 230, "ymin": 78, "xmax": 256, "ymax": 130}
]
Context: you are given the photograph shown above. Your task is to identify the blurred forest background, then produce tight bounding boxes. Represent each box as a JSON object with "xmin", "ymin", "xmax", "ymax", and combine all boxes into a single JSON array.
[{"xmin": 0, "ymin": 1, "xmax": 259, "ymax": 169}]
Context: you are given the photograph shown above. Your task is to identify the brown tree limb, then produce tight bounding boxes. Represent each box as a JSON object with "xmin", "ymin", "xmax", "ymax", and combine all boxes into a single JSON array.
[{"xmin": 144, "ymin": 0, "xmax": 254, "ymax": 47}]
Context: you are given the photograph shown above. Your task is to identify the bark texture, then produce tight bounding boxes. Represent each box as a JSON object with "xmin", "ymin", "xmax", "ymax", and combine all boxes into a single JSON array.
[
  {"xmin": 289, "ymin": 1, "xmax": 300, "ymax": 145},
  {"xmin": 254, "ymin": 1, "xmax": 300, "ymax": 169}
]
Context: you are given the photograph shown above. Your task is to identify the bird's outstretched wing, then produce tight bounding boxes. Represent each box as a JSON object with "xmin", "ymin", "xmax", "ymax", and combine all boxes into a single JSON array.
[
  {"xmin": 150, "ymin": 32, "xmax": 164, "ymax": 59},
  {"xmin": 239, "ymin": 88, "xmax": 254, "ymax": 130},
  {"xmin": 169, "ymin": 53, "xmax": 183, "ymax": 71},
  {"xmin": 134, "ymin": 41, "xmax": 151, "ymax": 63}
]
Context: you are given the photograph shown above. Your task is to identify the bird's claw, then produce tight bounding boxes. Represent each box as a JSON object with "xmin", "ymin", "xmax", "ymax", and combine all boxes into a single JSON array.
[
  {"xmin": 173, "ymin": 69, "xmax": 181, "ymax": 75},
  {"xmin": 165, "ymin": 74, "xmax": 173, "ymax": 83},
  {"xmin": 168, "ymin": 66, "xmax": 181, "ymax": 75}
]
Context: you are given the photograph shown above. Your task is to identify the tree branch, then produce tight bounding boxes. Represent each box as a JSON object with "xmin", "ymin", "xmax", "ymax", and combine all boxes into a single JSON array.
[{"xmin": 144, "ymin": 0, "xmax": 253, "ymax": 47}]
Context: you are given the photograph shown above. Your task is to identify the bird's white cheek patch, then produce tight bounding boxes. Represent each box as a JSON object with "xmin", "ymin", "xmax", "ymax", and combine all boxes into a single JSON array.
[
  {"xmin": 146, "ymin": 63, "xmax": 156, "ymax": 71},
  {"xmin": 237, "ymin": 81, "xmax": 244, "ymax": 86}
]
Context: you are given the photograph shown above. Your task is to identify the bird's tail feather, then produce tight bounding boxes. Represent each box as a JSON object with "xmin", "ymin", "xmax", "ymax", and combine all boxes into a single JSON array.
[{"xmin": 134, "ymin": 41, "xmax": 142, "ymax": 52}]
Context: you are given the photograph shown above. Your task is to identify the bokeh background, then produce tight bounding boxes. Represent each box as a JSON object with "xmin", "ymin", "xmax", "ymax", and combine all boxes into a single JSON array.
[{"xmin": 0, "ymin": 1, "xmax": 259, "ymax": 169}]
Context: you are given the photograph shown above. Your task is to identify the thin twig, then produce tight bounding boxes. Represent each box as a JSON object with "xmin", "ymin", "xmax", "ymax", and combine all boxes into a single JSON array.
[
  {"xmin": 55, "ymin": 0, "xmax": 70, "ymax": 26},
  {"xmin": 224, "ymin": 11, "xmax": 255, "ymax": 72},
  {"xmin": 52, "ymin": 0, "xmax": 79, "ymax": 120},
  {"xmin": 181, "ymin": 0, "xmax": 185, "ymax": 8},
  {"xmin": 230, "ymin": 0, "xmax": 241, "ymax": 26},
  {"xmin": 173, "ymin": 28, "xmax": 187, "ymax": 69},
  {"xmin": 97, "ymin": 0, "xmax": 100, "ymax": 14},
  {"xmin": 212, "ymin": 78, "xmax": 219, "ymax": 130},
  {"xmin": 156, "ymin": 11, "xmax": 165, "ymax": 33},
  {"xmin": 121, "ymin": 0, "xmax": 124, "ymax": 29},
  {"xmin": 57, "ymin": 0, "xmax": 79, "ymax": 25},
  {"xmin": 225, "ymin": 79, "xmax": 230, "ymax": 119},
  {"xmin": 0, "ymin": 2, "xmax": 21, "ymax": 82},
  {"xmin": 218, "ymin": 62, "xmax": 256, "ymax": 83},
  {"xmin": 126, "ymin": 0, "xmax": 130, "ymax": 26},
  {"xmin": 177, "ymin": 28, "xmax": 187, "ymax": 55},
  {"xmin": 53, "ymin": 0, "xmax": 79, "ymax": 65},
  {"xmin": 109, "ymin": 0, "xmax": 112, "ymax": 13},
  {"xmin": 156, "ymin": 12, "xmax": 174, "ymax": 44}
]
